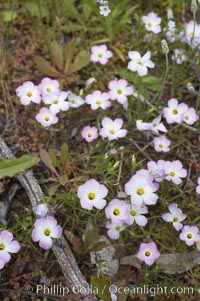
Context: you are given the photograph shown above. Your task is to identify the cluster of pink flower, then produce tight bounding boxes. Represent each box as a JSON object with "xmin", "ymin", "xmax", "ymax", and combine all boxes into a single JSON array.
[
  {"xmin": 16, "ymin": 78, "xmax": 85, "ymax": 127},
  {"xmin": 0, "ymin": 230, "xmax": 20, "ymax": 270}
]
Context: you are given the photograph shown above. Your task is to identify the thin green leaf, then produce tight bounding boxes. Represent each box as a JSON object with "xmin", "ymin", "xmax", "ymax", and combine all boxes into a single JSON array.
[
  {"xmin": 50, "ymin": 41, "xmax": 64, "ymax": 71},
  {"xmin": 64, "ymin": 39, "xmax": 76, "ymax": 73},
  {"xmin": 69, "ymin": 50, "xmax": 90, "ymax": 74}
]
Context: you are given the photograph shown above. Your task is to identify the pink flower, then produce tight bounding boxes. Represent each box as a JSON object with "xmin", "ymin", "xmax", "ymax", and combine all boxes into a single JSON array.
[
  {"xmin": 16, "ymin": 81, "xmax": 41, "ymax": 105},
  {"xmin": 196, "ymin": 177, "xmax": 200, "ymax": 194},
  {"xmin": 136, "ymin": 120, "xmax": 152, "ymax": 131},
  {"xmin": 33, "ymin": 203, "xmax": 48, "ymax": 217},
  {"xmin": 106, "ymin": 222, "xmax": 126, "ymax": 240},
  {"xmin": 126, "ymin": 204, "xmax": 148, "ymax": 226},
  {"xmin": 153, "ymin": 135, "xmax": 171, "ymax": 153},
  {"xmin": 127, "ymin": 51, "xmax": 155, "ymax": 76},
  {"xmin": 179, "ymin": 225, "xmax": 200, "ymax": 246},
  {"xmin": 182, "ymin": 107, "xmax": 199, "ymax": 125},
  {"xmin": 162, "ymin": 203, "xmax": 186, "ymax": 231},
  {"xmin": 38, "ymin": 77, "xmax": 60, "ymax": 96},
  {"xmin": 81, "ymin": 126, "xmax": 98, "ymax": 142},
  {"xmin": 162, "ymin": 98, "xmax": 188, "ymax": 124},
  {"xmin": 77, "ymin": 179, "xmax": 108, "ymax": 210},
  {"xmin": 147, "ymin": 160, "xmax": 166, "ymax": 182},
  {"xmin": 43, "ymin": 91, "xmax": 69, "ymax": 114},
  {"xmin": 105, "ymin": 199, "xmax": 129, "ymax": 224},
  {"xmin": 35, "ymin": 108, "xmax": 58, "ymax": 127},
  {"xmin": 108, "ymin": 79, "xmax": 134, "ymax": 104},
  {"xmin": 149, "ymin": 116, "xmax": 167, "ymax": 134},
  {"xmin": 99, "ymin": 117, "xmax": 127, "ymax": 141},
  {"xmin": 90, "ymin": 44, "xmax": 113, "ymax": 65},
  {"xmin": 137, "ymin": 242, "xmax": 160, "ymax": 266},
  {"xmin": 0, "ymin": 230, "xmax": 21, "ymax": 265},
  {"xmin": 142, "ymin": 12, "xmax": 161, "ymax": 34},
  {"xmin": 31, "ymin": 216, "xmax": 62, "ymax": 250},
  {"xmin": 85, "ymin": 90, "xmax": 111, "ymax": 110},
  {"xmin": 125, "ymin": 174, "xmax": 158, "ymax": 206},
  {"xmin": 164, "ymin": 160, "xmax": 187, "ymax": 185}
]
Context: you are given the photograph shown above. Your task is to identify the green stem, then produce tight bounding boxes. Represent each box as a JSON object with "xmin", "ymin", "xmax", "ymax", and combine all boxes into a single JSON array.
[{"xmin": 157, "ymin": 53, "xmax": 169, "ymax": 104}]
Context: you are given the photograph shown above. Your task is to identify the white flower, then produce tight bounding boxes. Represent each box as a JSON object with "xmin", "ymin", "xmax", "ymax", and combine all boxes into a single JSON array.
[
  {"xmin": 67, "ymin": 91, "xmax": 85, "ymax": 108},
  {"xmin": 43, "ymin": 91, "xmax": 69, "ymax": 114},
  {"xmin": 127, "ymin": 51, "xmax": 155, "ymax": 76},
  {"xmin": 99, "ymin": 117, "xmax": 127, "ymax": 141},
  {"xmin": 162, "ymin": 203, "xmax": 186, "ymax": 231},
  {"xmin": 99, "ymin": 5, "xmax": 111, "ymax": 17},
  {"xmin": 142, "ymin": 12, "xmax": 161, "ymax": 34}
]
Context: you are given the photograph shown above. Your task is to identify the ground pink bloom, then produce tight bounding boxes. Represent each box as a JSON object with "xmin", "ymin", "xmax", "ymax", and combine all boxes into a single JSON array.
[
  {"xmin": 33, "ymin": 203, "xmax": 48, "ymax": 217},
  {"xmin": 125, "ymin": 174, "xmax": 158, "ymax": 206},
  {"xmin": 86, "ymin": 90, "xmax": 111, "ymax": 110},
  {"xmin": 196, "ymin": 177, "xmax": 200, "ymax": 194},
  {"xmin": 137, "ymin": 242, "xmax": 160, "ymax": 266},
  {"xmin": 162, "ymin": 203, "xmax": 186, "ymax": 231},
  {"xmin": 77, "ymin": 179, "xmax": 108, "ymax": 210},
  {"xmin": 127, "ymin": 51, "xmax": 155, "ymax": 76},
  {"xmin": 32, "ymin": 216, "xmax": 62, "ymax": 250},
  {"xmin": 172, "ymin": 49, "xmax": 187, "ymax": 64},
  {"xmin": 0, "ymin": 230, "xmax": 21, "ymax": 264},
  {"xmin": 108, "ymin": 79, "xmax": 134, "ymax": 104},
  {"xmin": 38, "ymin": 77, "xmax": 60, "ymax": 96},
  {"xmin": 179, "ymin": 225, "xmax": 200, "ymax": 246},
  {"xmin": 90, "ymin": 44, "xmax": 113, "ymax": 65},
  {"xmin": 105, "ymin": 199, "xmax": 129, "ymax": 224},
  {"xmin": 126, "ymin": 204, "xmax": 148, "ymax": 226},
  {"xmin": 153, "ymin": 135, "xmax": 171, "ymax": 153},
  {"xmin": 164, "ymin": 160, "xmax": 187, "ymax": 185},
  {"xmin": 81, "ymin": 126, "xmax": 98, "ymax": 142},
  {"xmin": 35, "ymin": 108, "xmax": 58, "ymax": 127},
  {"xmin": 147, "ymin": 160, "xmax": 166, "ymax": 182},
  {"xmin": 67, "ymin": 92, "xmax": 85, "ymax": 108},
  {"xmin": 106, "ymin": 222, "xmax": 126, "ymax": 240},
  {"xmin": 136, "ymin": 120, "xmax": 152, "ymax": 131},
  {"xmin": 16, "ymin": 81, "xmax": 41, "ymax": 105},
  {"xmin": 142, "ymin": 12, "xmax": 161, "ymax": 34},
  {"xmin": 149, "ymin": 116, "xmax": 167, "ymax": 134},
  {"xmin": 182, "ymin": 107, "xmax": 199, "ymax": 125},
  {"xmin": 184, "ymin": 21, "xmax": 200, "ymax": 49},
  {"xmin": 162, "ymin": 98, "xmax": 188, "ymax": 124},
  {"xmin": 99, "ymin": 117, "xmax": 127, "ymax": 141},
  {"xmin": 43, "ymin": 91, "xmax": 69, "ymax": 114}
]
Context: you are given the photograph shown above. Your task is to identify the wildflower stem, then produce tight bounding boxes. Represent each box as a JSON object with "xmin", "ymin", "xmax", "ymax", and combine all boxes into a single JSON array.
[{"xmin": 157, "ymin": 52, "xmax": 169, "ymax": 104}]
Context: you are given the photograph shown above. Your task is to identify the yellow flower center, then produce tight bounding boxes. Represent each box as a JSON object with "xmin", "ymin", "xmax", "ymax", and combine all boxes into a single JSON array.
[
  {"xmin": 113, "ymin": 209, "xmax": 120, "ymax": 216},
  {"xmin": 44, "ymin": 229, "xmax": 51, "ymax": 236},
  {"xmin": 137, "ymin": 61, "xmax": 143, "ymax": 65},
  {"xmin": 173, "ymin": 217, "xmax": 179, "ymax": 222},
  {"xmin": 0, "ymin": 243, "xmax": 5, "ymax": 250},
  {"xmin": 95, "ymin": 101, "xmax": 101, "ymax": 105},
  {"xmin": 87, "ymin": 132, "xmax": 92, "ymax": 137},
  {"xmin": 27, "ymin": 92, "xmax": 32, "ymax": 97},
  {"xmin": 158, "ymin": 144, "xmax": 163, "ymax": 148},
  {"xmin": 44, "ymin": 116, "xmax": 50, "ymax": 121},
  {"xmin": 88, "ymin": 192, "xmax": 96, "ymax": 200},
  {"xmin": 145, "ymin": 251, "xmax": 150, "ymax": 257},
  {"xmin": 177, "ymin": 54, "xmax": 183, "ymax": 59},
  {"xmin": 148, "ymin": 22, "xmax": 152, "ymax": 28},
  {"xmin": 109, "ymin": 129, "xmax": 115, "ymax": 135},
  {"xmin": 117, "ymin": 89, "xmax": 122, "ymax": 94},
  {"xmin": 170, "ymin": 172, "xmax": 175, "ymax": 177},
  {"xmin": 98, "ymin": 53, "xmax": 103, "ymax": 58},
  {"xmin": 172, "ymin": 109, "xmax": 178, "ymax": 115},
  {"xmin": 115, "ymin": 226, "xmax": 121, "ymax": 231},
  {"xmin": 53, "ymin": 100, "xmax": 59, "ymax": 104},
  {"xmin": 187, "ymin": 234, "xmax": 192, "ymax": 239},
  {"xmin": 137, "ymin": 188, "xmax": 144, "ymax": 196},
  {"xmin": 130, "ymin": 210, "xmax": 137, "ymax": 216},
  {"xmin": 46, "ymin": 87, "xmax": 51, "ymax": 92},
  {"xmin": 185, "ymin": 116, "xmax": 189, "ymax": 120}
]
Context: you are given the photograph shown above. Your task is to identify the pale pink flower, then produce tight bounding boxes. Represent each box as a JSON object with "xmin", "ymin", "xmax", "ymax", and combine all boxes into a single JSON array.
[
  {"xmin": 136, "ymin": 120, "xmax": 152, "ymax": 131},
  {"xmin": 182, "ymin": 107, "xmax": 199, "ymax": 125},
  {"xmin": 0, "ymin": 230, "xmax": 21, "ymax": 264},
  {"xmin": 162, "ymin": 203, "xmax": 186, "ymax": 231},
  {"xmin": 149, "ymin": 116, "xmax": 167, "ymax": 134},
  {"xmin": 137, "ymin": 242, "xmax": 160, "ymax": 266},
  {"xmin": 108, "ymin": 79, "xmax": 134, "ymax": 104},
  {"xmin": 179, "ymin": 225, "xmax": 200, "ymax": 246},
  {"xmin": 33, "ymin": 203, "xmax": 48, "ymax": 217},
  {"xmin": 127, "ymin": 51, "xmax": 155, "ymax": 76},
  {"xmin": 99, "ymin": 117, "xmax": 127, "ymax": 141},
  {"xmin": 77, "ymin": 179, "xmax": 108, "ymax": 210},
  {"xmin": 162, "ymin": 98, "xmax": 188, "ymax": 124},
  {"xmin": 38, "ymin": 77, "xmax": 60, "ymax": 96},
  {"xmin": 153, "ymin": 135, "xmax": 171, "ymax": 153},
  {"xmin": 90, "ymin": 45, "xmax": 113, "ymax": 65},
  {"xmin": 147, "ymin": 160, "xmax": 166, "ymax": 182},
  {"xmin": 86, "ymin": 90, "xmax": 111, "ymax": 110},
  {"xmin": 35, "ymin": 108, "xmax": 58, "ymax": 127},
  {"xmin": 142, "ymin": 12, "xmax": 161, "ymax": 34},
  {"xmin": 164, "ymin": 160, "xmax": 187, "ymax": 185},
  {"xmin": 43, "ymin": 91, "xmax": 69, "ymax": 114},
  {"xmin": 172, "ymin": 49, "xmax": 187, "ymax": 64},
  {"xmin": 16, "ymin": 81, "xmax": 41, "ymax": 105},
  {"xmin": 106, "ymin": 222, "xmax": 126, "ymax": 240},
  {"xmin": 32, "ymin": 216, "xmax": 62, "ymax": 250},
  {"xmin": 126, "ymin": 204, "xmax": 148, "ymax": 226},
  {"xmin": 81, "ymin": 126, "xmax": 98, "ymax": 142},
  {"xmin": 105, "ymin": 199, "xmax": 129, "ymax": 224}
]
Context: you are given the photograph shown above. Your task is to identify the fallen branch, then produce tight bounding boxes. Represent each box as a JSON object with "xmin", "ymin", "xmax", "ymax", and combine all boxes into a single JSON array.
[{"xmin": 0, "ymin": 136, "xmax": 97, "ymax": 301}]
